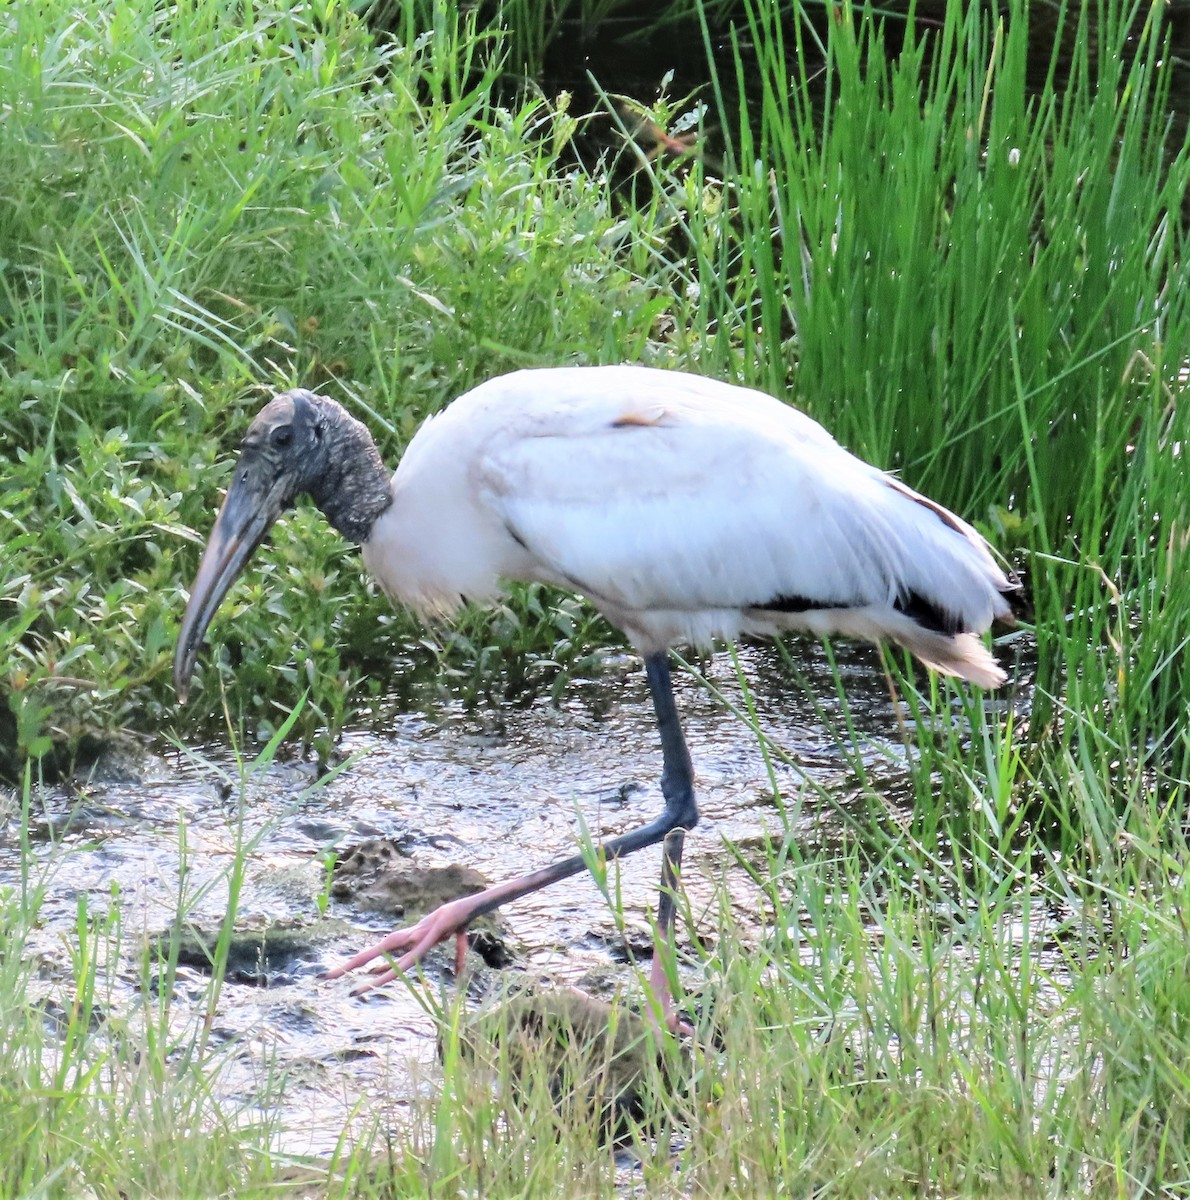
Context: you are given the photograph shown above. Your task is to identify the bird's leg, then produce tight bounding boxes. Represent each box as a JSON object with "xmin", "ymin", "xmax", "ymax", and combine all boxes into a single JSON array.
[
  {"xmin": 647, "ymin": 827, "xmax": 692, "ymax": 1033},
  {"xmin": 643, "ymin": 653, "xmax": 697, "ymax": 1031},
  {"xmin": 326, "ymin": 651, "xmax": 699, "ymax": 993}
]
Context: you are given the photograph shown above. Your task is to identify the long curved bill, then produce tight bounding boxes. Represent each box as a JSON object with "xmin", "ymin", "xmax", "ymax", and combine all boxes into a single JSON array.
[{"xmin": 174, "ymin": 474, "xmax": 285, "ymax": 702}]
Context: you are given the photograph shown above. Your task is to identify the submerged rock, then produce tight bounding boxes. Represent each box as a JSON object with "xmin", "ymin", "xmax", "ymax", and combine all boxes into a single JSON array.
[
  {"xmin": 157, "ymin": 915, "xmax": 357, "ymax": 987},
  {"xmin": 453, "ymin": 983, "xmax": 688, "ymax": 1140}
]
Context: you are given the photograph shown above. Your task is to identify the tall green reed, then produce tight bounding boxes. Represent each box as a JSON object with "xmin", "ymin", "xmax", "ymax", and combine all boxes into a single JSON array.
[{"xmin": 682, "ymin": 0, "xmax": 1190, "ymax": 824}]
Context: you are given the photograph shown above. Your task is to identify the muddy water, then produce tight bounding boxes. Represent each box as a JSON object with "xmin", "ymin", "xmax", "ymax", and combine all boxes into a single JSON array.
[{"xmin": 3, "ymin": 640, "xmax": 975, "ymax": 1156}]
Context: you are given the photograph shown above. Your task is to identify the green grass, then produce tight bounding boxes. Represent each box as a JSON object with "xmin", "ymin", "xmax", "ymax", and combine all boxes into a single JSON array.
[
  {"xmin": 2, "ymin": 0, "xmax": 1190, "ymax": 1195},
  {"xmin": 684, "ymin": 0, "xmax": 1190, "ymax": 839},
  {"xmin": 0, "ymin": 0, "xmax": 674, "ymax": 761}
]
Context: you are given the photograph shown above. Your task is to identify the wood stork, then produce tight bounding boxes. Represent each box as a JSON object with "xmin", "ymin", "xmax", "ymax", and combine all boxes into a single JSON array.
[{"xmin": 175, "ymin": 365, "xmax": 1021, "ymax": 1010}]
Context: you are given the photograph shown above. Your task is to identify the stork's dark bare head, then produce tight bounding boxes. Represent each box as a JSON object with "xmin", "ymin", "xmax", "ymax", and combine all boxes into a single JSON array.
[{"xmin": 174, "ymin": 389, "xmax": 391, "ymax": 701}]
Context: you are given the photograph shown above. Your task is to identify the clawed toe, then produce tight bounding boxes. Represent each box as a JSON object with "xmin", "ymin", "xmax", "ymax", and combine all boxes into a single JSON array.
[
  {"xmin": 350, "ymin": 969, "xmax": 398, "ymax": 996},
  {"xmin": 327, "ymin": 900, "xmax": 478, "ymax": 994}
]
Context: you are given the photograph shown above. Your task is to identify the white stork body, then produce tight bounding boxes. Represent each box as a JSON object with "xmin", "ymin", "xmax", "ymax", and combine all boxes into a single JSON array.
[
  {"xmin": 177, "ymin": 363, "xmax": 1019, "ymax": 1008},
  {"xmin": 364, "ymin": 364, "xmax": 1012, "ymax": 686}
]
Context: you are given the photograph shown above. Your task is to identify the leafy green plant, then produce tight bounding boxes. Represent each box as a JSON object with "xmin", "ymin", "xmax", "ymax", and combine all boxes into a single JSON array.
[{"xmin": 0, "ymin": 0, "xmax": 677, "ymax": 772}]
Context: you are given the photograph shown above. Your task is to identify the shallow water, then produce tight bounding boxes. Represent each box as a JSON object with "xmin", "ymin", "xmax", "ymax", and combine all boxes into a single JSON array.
[{"xmin": 2, "ymin": 638, "xmax": 1014, "ymax": 1157}]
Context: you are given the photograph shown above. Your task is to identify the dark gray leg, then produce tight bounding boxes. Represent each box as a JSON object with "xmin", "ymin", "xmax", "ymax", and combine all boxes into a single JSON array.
[
  {"xmin": 328, "ymin": 651, "xmax": 700, "ymax": 987},
  {"xmin": 461, "ymin": 650, "xmax": 698, "ymax": 911},
  {"xmin": 645, "ymin": 652, "xmax": 698, "ymax": 834}
]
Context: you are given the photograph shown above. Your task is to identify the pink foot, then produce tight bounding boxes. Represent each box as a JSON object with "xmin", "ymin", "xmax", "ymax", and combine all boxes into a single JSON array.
[
  {"xmin": 326, "ymin": 859, "xmax": 571, "ymax": 994},
  {"xmin": 324, "ymin": 893, "xmax": 479, "ymax": 996},
  {"xmin": 647, "ymin": 943, "xmax": 695, "ymax": 1038}
]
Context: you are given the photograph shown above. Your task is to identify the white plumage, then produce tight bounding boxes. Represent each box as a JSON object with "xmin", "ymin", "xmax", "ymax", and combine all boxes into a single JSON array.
[{"xmin": 364, "ymin": 364, "xmax": 1014, "ymax": 686}]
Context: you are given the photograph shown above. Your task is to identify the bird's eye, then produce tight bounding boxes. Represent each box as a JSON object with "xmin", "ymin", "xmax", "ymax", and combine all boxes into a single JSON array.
[
  {"xmin": 272, "ymin": 426, "xmax": 293, "ymax": 448},
  {"xmin": 313, "ymin": 420, "xmax": 324, "ymax": 441}
]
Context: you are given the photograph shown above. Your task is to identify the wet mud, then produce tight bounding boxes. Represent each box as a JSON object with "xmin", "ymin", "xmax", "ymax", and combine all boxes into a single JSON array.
[{"xmin": 0, "ymin": 639, "xmax": 1016, "ymax": 1154}]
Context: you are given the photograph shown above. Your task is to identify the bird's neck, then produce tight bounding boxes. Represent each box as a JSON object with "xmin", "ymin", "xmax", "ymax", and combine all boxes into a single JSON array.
[{"xmin": 308, "ymin": 418, "xmax": 394, "ymax": 545}]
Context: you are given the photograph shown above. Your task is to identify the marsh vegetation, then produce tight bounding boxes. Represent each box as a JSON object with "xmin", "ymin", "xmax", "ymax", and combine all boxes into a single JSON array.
[{"xmin": 2, "ymin": 0, "xmax": 1190, "ymax": 1195}]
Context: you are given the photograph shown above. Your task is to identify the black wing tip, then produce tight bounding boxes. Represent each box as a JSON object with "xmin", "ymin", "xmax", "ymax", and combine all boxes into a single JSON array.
[
  {"xmin": 759, "ymin": 589, "xmax": 963, "ymax": 636},
  {"xmin": 758, "ymin": 578, "xmax": 1030, "ymax": 637},
  {"xmin": 893, "ymin": 590, "xmax": 965, "ymax": 636},
  {"xmin": 999, "ymin": 571, "xmax": 1031, "ymax": 624},
  {"xmin": 756, "ymin": 592, "xmax": 852, "ymax": 616}
]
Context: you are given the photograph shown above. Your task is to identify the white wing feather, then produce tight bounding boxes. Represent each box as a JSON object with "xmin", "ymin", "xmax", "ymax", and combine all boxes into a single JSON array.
[{"xmin": 480, "ymin": 404, "xmax": 1005, "ymax": 639}]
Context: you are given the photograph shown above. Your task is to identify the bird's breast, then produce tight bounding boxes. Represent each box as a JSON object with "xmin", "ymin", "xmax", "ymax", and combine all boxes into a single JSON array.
[{"xmin": 360, "ymin": 475, "xmax": 531, "ymax": 621}]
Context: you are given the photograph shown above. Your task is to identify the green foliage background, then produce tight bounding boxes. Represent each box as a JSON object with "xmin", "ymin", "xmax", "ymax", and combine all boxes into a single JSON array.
[
  {"xmin": 0, "ymin": 3, "xmax": 682, "ymax": 766},
  {"xmin": 3, "ymin": 1, "xmax": 1190, "ymax": 1196},
  {"xmin": 1, "ymin": 0, "xmax": 1187, "ymax": 814}
]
